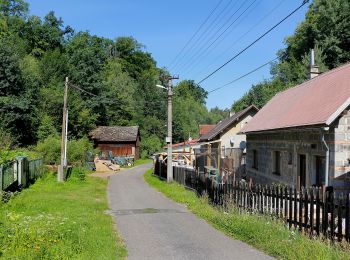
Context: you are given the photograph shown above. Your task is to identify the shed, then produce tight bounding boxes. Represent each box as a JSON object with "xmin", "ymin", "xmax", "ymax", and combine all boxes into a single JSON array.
[{"xmin": 90, "ymin": 126, "xmax": 140, "ymax": 159}]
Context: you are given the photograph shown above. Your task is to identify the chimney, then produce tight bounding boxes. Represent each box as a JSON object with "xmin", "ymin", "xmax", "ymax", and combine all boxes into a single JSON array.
[
  {"xmin": 309, "ymin": 49, "xmax": 319, "ymax": 79},
  {"xmin": 229, "ymin": 111, "xmax": 235, "ymax": 117}
]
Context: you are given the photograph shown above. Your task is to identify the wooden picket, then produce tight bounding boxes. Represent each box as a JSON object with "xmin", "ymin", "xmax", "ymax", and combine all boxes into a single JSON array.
[{"xmin": 152, "ymin": 161, "xmax": 350, "ymax": 243}]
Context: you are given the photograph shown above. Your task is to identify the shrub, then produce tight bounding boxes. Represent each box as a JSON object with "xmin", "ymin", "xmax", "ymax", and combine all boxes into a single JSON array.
[
  {"xmin": 36, "ymin": 136, "xmax": 95, "ymax": 165},
  {"xmin": 36, "ymin": 135, "xmax": 61, "ymax": 164}
]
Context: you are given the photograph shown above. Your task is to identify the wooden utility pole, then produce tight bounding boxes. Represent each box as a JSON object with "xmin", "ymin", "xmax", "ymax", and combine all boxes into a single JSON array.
[
  {"xmin": 164, "ymin": 75, "xmax": 178, "ymax": 183},
  {"xmin": 58, "ymin": 77, "xmax": 69, "ymax": 182}
]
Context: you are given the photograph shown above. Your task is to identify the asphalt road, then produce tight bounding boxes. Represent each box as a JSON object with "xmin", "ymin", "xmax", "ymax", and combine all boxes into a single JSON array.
[{"xmin": 108, "ymin": 163, "xmax": 273, "ymax": 260}]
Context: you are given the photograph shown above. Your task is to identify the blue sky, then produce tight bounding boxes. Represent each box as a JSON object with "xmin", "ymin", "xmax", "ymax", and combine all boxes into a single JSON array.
[{"xmin": 26, "ymin": 0, "xmax": 310, "ymax": 110}]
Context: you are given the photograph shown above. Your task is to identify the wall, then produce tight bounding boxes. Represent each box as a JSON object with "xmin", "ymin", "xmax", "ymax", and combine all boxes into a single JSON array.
[
  {"xmin": 220, "ymin": 111, "xmax": 255, "ymax": 150},
  {"xmin": 245, "ymin": 114, "xmax": 350, "ymax": 192},
  {"xmin": 331, "ymin": 109, "xmax": 350, "ymax": 191},
  {"xmin": 97, "ymin": 142, "xmax": 136, "ymax": 158},
  {"xmin": 245, "ymin": 129, "xmax": 330, "ymax": 188}
]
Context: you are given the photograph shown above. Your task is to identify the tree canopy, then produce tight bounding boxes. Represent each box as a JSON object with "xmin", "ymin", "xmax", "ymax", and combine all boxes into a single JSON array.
[{"xmin": 0, "ymin": 0, "xmax": 224, "ymax": 156}]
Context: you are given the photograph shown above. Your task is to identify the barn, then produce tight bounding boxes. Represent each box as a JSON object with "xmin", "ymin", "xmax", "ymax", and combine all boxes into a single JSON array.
[{"xmin": 90, "ymin": 126, "xmax": 140, "ymax": 159}]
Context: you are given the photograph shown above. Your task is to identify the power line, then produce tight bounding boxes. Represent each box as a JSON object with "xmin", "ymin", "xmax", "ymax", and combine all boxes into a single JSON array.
[
  {"xmin": 181, "ymin": 0, "xmax": 260, "ymax": 77},
  {"xmin": 167, "ymin": 0, "xmax": 224, "ymax": 70},
  {"xmin": 171, "ymin": 0, "xmax": 236, "ymax": 72},
  {"xmin": 197, "ymin": 0, "xmax": 310, "ymax": 84},
  {"xmin": 173, "ymin": 0, "xmax": 243, "ymax": 74},
  {"xmin": 69, "ymin": 83, "xmax": 167, "ymax": 106},
  {"xmin": 194, "ymin": 0, "xmax": 285, "ymax": 80},
  {"xmin": 208, "ymin": 57, "xmax": 278, "ymax": 94}
]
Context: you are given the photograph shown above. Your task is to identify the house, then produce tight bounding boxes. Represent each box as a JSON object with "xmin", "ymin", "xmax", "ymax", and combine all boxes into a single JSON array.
[
  {"xmin": 199, "ymin": 105, "xmax": 259, "ymax": 155},
  {"xmin": 241, "ymin": 62, "xmax": 350, "ymax": 193},
  {"xmin": 196, "ymin": 105, "xmax": 258, "ymax": 175},
  {"xmin": 90, "ymin": 126, "xmax": 140, "ymax": 159}
]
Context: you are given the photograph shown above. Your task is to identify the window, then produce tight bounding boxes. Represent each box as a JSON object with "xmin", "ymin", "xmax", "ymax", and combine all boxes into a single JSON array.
[
  {"xmin": 252, "ymin": 150, "xmax": 258, "ymax": 170},
  {"xmin": 273, "ymin": 151, "xmax": 281, "ymax": 175}
]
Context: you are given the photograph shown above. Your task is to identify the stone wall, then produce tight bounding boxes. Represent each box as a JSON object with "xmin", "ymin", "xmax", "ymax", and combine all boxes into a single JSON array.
[
  {"xmin": 245, "ymin": 113, "xmax": 350, "ymax": 192},
  {"xmin": 331, "ymin": 110, "xmax": 350, "ymax": 191},
  {"xmin": 246, "ymin": 129, "xmax": 329, "ymax": 187}
]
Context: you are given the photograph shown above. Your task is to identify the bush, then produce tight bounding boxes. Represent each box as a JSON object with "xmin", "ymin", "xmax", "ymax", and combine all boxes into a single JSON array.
[
  {"xmin": 36, "ymin": 136, "xmax": 61, "ymax": 164},
  {"xmin": 67, "ymin": 137, "xmax": 94, "ymax": 165},
  {"xmin": 36, "ymin": 136, "xmax": 95, "ymax": 165},
  {"xmin": 140, "ymin": 135, "xmax": 162, "ymax": 159}
]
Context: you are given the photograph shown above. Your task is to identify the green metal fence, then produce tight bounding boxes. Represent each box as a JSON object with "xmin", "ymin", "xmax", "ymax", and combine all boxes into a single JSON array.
[
  {"xmin": 28, "ymin": 158, "xmax": 43, "ymax": 181},
  {"xmin": 0, "ymin": 157, "xmax": 43, "ymax": 191},
  {"xmin": 0, "ymin": 161, "xmax": 17, "ymax": 191}
]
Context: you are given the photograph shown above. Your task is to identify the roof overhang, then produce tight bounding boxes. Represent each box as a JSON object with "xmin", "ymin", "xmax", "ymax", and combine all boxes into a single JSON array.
[{"xmin": 326, "ymin": 97, "xmax": 350, "ymax": 125}]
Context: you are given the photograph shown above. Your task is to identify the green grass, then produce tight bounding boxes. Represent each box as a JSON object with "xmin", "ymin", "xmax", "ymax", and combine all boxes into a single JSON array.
[
  {"xmin": 0, "ymin": 173, "xmax": 127, "ymax": 259},
  {"xmin": 122, "ymin": 159, "xmax": 152, "ymax": 169},
  {"xmin": 144, "ymin": 169, "xmax": 350, "ymax": 260}
]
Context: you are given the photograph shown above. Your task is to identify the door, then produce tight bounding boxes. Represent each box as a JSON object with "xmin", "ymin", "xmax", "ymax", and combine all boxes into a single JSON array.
[
  {"xmin": 299, "ymin": 154, "xmax": 306, "ymax": 189},
  {"xmin": 315, "ymin": 156, "xmax": 326, "ymax": 186}
]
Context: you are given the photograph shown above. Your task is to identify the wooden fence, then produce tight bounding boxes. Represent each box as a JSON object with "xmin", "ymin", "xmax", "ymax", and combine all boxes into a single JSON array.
[{"xmin": 154, "ymin": 161, "xmax": 350, "ymax": 242}]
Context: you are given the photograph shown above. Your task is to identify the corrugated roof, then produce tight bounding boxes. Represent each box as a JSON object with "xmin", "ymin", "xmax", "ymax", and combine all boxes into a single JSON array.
[
  {"xmin": 241, "ymin": 63, "xmax": 350, "ymax": 133},
  {"xmin": 90, "ymin": 126, "xmax": 139, "ymax": 142},
  {"xmin": 199, "ymin": 125, "xmax": 216, "ymax": 135},
  {"xmin": 200, "ymin": 105, "xmax": 258, "ymax": 141}
]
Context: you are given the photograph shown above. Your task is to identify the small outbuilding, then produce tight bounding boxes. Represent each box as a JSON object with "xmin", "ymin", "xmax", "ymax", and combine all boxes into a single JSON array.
[{"xmin": 90, "ymin": 126, "xmax": 140, "ymax": 159}]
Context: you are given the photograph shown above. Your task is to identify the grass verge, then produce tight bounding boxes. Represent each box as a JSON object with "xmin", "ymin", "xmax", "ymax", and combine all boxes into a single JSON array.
[
  {"xmin": 122, "ymin": 159, "xmax": 152, "ymax": 169},
  {"xmin": 0, "ymin": 172, "xmax": 127, "ymax": 259},
  {"xmin": 144, "ymin": 169, "xmax": 349, "ymax": 260}
]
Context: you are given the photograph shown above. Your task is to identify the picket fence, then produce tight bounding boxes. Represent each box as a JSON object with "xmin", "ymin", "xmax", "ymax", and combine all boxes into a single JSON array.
[{"xmin": 154, "ymin": 162, "xmax": 350, "ymax": 243}]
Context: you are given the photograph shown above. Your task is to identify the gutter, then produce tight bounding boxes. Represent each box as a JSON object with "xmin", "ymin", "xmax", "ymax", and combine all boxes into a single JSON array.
[{"xmin": 321, "ymin": 127, "xmax": 330, "ymax": 187}]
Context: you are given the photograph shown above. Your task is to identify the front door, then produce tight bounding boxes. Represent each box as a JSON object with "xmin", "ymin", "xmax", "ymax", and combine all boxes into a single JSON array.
[
  {"xmin": 315, "ymin": 156, "xmax": 326, "ymax": 186},
  {"xmin": 299, "ymin": 154, "xmax": 306, "ymax": 189}
]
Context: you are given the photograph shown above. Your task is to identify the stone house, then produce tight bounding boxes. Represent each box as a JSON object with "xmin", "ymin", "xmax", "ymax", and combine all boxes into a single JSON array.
[
  {"xmin": 90, "ymin": 126, "xmax": 141, "ymax": 159},
  {"xmin": 241, "ymin": 62, "xmax": 350, "ymax": 193}
]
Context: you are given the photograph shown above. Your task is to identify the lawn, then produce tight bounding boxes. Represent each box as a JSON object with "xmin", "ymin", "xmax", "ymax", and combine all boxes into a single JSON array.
[
  {"xmin": 0, "ymin": 172, "xmax": 127, "ymax": 259},
  {"xmin": 144, "ymin": 169, "xmax": 350, "ymax": 260}
]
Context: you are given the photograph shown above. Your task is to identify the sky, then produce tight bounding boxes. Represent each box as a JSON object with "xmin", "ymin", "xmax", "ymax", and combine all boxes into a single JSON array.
[{"xmin": 26, "ymin": 0, "xmax": 310, "ymax": 110}]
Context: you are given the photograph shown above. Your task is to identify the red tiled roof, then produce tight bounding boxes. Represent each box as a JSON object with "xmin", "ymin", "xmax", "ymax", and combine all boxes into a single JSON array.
[
  {"xmin": 241, "ymin": 63, "xmax": 350, "ymax": 133},
  {"xmin": 199, "ymin": 125, "xmax": 216, "ymax": 135}
]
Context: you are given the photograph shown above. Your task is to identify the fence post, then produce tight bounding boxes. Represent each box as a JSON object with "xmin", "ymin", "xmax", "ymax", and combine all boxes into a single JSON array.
[{"xmin": 337, "ymin": 194, "xmax": 343, "ymax": 242}]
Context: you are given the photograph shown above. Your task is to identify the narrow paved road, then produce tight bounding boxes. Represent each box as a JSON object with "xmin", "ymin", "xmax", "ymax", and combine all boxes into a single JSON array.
[{"xmin": 108, "ymin": 164, "xmax": 273, "ymax": 260}]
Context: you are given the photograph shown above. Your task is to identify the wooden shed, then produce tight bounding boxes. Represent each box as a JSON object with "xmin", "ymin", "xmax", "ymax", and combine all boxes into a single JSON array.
[{"xmin": 90, "ymin": 126, "xmax": 140, "ymax": 159}]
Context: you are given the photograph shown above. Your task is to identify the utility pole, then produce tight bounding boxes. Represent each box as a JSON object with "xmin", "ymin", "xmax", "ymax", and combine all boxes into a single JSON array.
[
  {"xmin": 164, "ymin": 75, "xmax": 178, "ymax": 183},
  {"xmin": 58, "ymin": 77, "xmax": 69, "ymax": 182}
]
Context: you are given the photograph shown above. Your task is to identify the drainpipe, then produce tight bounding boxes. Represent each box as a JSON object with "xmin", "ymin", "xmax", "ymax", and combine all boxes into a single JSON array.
[{"xmin": 321, "ymin": 127, "xmax": 330, "ymax": 187}]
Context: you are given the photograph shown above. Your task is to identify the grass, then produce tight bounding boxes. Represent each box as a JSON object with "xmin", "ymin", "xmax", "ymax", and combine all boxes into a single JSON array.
[
  {"xmin": 0, "ymin": 172, "xmax": 127, "ymax": 259},
  {"xmin": 144, "ymin": 169, "xmax": 350, "ymax": 260},
  {"xmin": 122, "ymin": 158, "xmax": 152, "ymax": 169}
]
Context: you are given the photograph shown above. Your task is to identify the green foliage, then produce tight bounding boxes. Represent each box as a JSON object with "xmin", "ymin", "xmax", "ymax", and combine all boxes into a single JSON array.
[
  {"xmin": 36, "ymin": 136, "xmax": 95, "ymax": 165},
  {"xmin": 0, "ymin": 173, "xmax": 127, "ymax": 259},
  {"xmin": 232, "ymin": 0, "xmax": 350, "ymax": 111},
  {"xmin": 36, "ymin": 136, "xmax": 61, "ymax": 164},
  {"xmin": 67, "ymin": 137, "xmax": 95, "ymax": 165},
  {"xmin": 144, "ymin": 169, "xmax": 350, "ymax": 260},
  {"xmin": 140, "ymin": 135, "xmax": 162, "ymax": 159},
  {"xmin": 37, "ymin": 115, "xmax": 58, "ymax": 141},
  {"xmin": 0, "ymin": 0, "xmax": 233, "ymax": 156}
]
